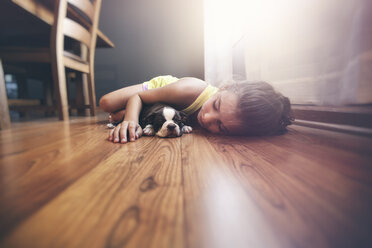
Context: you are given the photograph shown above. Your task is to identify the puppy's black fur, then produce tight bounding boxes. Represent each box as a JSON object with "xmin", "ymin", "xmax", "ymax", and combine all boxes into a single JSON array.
[{"xmin": 140, "ymin": 103, "xmax": 190, "ymax": 137}]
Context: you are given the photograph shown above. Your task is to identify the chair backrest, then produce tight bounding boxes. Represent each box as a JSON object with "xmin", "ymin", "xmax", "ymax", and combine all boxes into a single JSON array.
[{"xmin": 51, "ymin": 0, "xmax": 102, "ymax": 65}]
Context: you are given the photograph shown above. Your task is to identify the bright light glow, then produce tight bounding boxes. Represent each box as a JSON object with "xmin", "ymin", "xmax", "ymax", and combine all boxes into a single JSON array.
[
  {"xmin": 205, "ymin": 0, "xmax": 369, "ymax": 105},
  {"xmin": 204, "ymin": 0, "xmax": 304, "ymax": 84},
  {"xmin": 201, "ymin": 171, "xmax": 278, "ymax": 248},
  {"xmin": 204, "ymin": 0, "xmax": 322, "ymax": 84},
  {"xmin": 204, "ymin": 0, "xmax": 304, "ymax": 45}
]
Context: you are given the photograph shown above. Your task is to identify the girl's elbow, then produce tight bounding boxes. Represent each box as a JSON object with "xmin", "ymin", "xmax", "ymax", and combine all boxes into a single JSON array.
[{"xmin": 99, "ymin": 95, "xmax": 113, "ymax": 112}]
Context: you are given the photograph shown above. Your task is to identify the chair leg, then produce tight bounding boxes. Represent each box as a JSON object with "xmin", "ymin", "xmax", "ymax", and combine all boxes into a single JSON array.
[
  {"xmin": 44, "ymin": 74, "xmax": 54, "ymax": 116},
  {"xmin": 87, "ymin": 71, "xmax": 96, "ymax": 116},
  {"xmin": 74, "ymin": 72, "xmax": 89, "ymax": 116},
  {"xmin": 51, "ymin": 59, "xmax": 69, "ymax": 121},
  {"xmin": 81, "ymin": 44, "xmax": 96, "ymax": 116},
  {"xmin": 0, "ymin": 59, "xmax": 11, "ymax": 130}
]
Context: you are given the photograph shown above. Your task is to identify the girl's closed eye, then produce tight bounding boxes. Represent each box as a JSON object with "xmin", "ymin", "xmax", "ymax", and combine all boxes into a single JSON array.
[
  {"xmin": 213, "ymin": 96, "xmax": 221, "ymax": 111},
  {"xmin": 213, "ymin": 99, "xmax": 218, "ymax": 110}
]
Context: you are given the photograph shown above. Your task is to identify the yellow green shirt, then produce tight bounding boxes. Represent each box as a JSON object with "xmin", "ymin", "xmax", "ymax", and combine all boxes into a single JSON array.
[{"xmin": 142, "ymin": 75, "xmax": 218, "ymax": 115}]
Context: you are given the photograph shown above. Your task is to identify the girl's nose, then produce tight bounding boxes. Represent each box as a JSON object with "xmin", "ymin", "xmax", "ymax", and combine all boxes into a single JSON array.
[{"xmin": 203, "ymin": 112, "xmax": 216, "ymax": 126}]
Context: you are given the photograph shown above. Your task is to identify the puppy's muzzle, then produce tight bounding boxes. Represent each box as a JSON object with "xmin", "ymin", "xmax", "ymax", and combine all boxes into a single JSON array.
[
  {"xmin": 156, "ymin": 121, "xmax": 181, "ymax": 138},
  {"xmin": 167, "ymin": 123, "xmax": 176, "ymax": 131},
  {"xmin": 166, "ymin": 123, "xmax": 180, "ymax": 137}
]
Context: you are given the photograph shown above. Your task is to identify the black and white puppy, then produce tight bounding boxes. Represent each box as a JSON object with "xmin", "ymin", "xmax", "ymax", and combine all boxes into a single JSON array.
[{"xmin": 140, "ymin": 103, "xmax": 192, "ymax": 138}]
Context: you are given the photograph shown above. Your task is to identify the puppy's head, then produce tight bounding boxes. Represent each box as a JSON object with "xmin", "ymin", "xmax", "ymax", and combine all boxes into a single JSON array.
[{"xmin": 141, "ymin": 104, "xmax": 187, "ymax": 138}]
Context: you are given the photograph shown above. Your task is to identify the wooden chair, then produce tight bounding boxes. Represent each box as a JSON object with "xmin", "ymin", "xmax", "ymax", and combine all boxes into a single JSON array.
[
  {"xmin": 0, "ymin": 0, "xmax": 102, "ymax": 121},
  {"xmin": 0, "ymin": 59, "xmax": 11, "ymax": 130}
]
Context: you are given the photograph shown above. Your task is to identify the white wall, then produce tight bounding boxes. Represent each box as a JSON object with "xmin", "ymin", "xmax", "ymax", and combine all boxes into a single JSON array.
[
  {"xmin": 243, "ymin": 0, "xmax": 372, "ymax": 106},
  {"xmin": 204, "ymin": 0, "xmax": 372, "ymax": 105}
]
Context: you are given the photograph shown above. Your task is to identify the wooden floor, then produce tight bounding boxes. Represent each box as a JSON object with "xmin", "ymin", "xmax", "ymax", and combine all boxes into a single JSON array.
[{"xmin": 1, "ymin": 113, "xmax": 372, "ymax": 248}]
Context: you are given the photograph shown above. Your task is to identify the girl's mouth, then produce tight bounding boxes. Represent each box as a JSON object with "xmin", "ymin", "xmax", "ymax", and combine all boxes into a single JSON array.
[{"xmin": 198, "ymin": 112, "xmax": 206, "ymax": 128}]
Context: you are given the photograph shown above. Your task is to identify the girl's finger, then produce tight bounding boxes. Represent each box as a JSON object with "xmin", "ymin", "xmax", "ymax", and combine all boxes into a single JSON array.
[
  {"xmin": 113, "ymin": 124, "xmax": 121, "ymax": 143},
  {"xmin": 109, "ymin": 128, "xmax": 114, "ymax": 141},
  {"xmin": 135, "ymin": 125, "xmax": 143, "ymax": 139},
  {"xmin": 109, "ymin": 123, "xmax": 119, "ymax": 141},
  {"xmin": 120, "ymin": 122, "xmax": 129, "ymax": 143},
  {"xmin": 128, "ymin": 122, "xmax": 136, "ymax": 141}
]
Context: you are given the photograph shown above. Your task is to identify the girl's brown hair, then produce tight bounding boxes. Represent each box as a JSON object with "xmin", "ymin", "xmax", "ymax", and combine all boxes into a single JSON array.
[{"xmin": 224, "ymin": 81, "xmax": 294, "ymax": 136}]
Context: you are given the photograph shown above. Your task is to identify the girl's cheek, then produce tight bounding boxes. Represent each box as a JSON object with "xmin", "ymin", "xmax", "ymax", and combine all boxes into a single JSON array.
[
  {"xmin": 207, "ymin": 125, "xmax": 218, "ymax": 134},
  {"xmin": 204, "ymin": 102, "xmax": 210, "ymax": 111}
]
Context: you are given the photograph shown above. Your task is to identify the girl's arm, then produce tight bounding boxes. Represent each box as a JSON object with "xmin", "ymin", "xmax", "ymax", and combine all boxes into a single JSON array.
[
  {"xmin": 138, "ymin": 77, "xmax": 207, "ymax": 108},
  {"xmin": 109, "ymin": 77, "xmax": 207, "ymax": 143},
  {"xmin": 100, "ymin": 84, "xmax": 143, "ymax": 113}
]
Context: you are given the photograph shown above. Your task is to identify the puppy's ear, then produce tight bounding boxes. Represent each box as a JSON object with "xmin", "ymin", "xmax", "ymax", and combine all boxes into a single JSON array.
[
  {"xmin": 179, "ymin": 111, "xmax": 188, "ymax": 123},
  {"xmin": 142, "ymin": 112, "xmax": 156, "ymax": 126}
]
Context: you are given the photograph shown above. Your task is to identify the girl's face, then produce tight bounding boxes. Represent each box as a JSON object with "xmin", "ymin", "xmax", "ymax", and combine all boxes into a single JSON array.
[{"xmin": 197, "ymin": 90, "xmax": 243, "ymax": 135}]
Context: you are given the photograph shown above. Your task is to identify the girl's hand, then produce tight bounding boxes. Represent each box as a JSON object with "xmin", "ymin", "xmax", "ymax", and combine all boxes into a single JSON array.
[
  {"xmin": 109, "ymin": 109, "xmax": 126, "ymax": 123},
  {"xmin": 109, "ymin": 121, "xmax": 143, "ymax": 143}
]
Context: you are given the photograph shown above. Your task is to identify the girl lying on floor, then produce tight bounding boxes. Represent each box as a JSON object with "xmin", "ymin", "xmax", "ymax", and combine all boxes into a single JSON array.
[{"xmin": 99, "ymin": 75, "xmax": 293, "ymax": 143}]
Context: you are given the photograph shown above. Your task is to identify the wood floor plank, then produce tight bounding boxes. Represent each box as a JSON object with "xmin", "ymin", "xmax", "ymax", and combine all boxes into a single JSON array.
[
  {"xmin": 181, "ymin": 130, "xmax": 280, "ymax": 248},
  {"xmin": 1, "ymin": 135, "xmax": 185, "ymax": 248},
  {"xmin": 1, "ymin": 114, "xmax": 372, "ymax": 247},
  {"xmin": 0, "ymin": 118, "xmax": 122, "ymax": 239},
  {"xmin": 0, "ymin": 117, "xmax": 103, "ymax": 158},
  {"xmin": 203, "ymin": 127, "xmax": 372, "ymax": 247}
]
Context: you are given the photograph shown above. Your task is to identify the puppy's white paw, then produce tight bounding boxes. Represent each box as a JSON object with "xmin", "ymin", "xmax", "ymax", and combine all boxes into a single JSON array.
[
  {"xmin": 143, "ymin": 125, "xmax": 155, "ymax": 136},
  {"xmin": 107, "ymin": 123, "xmax": 116, "ymax": 129},
  {"xmin": 182, "ymin": 125, "xmax": 193, "ymax": 134}
]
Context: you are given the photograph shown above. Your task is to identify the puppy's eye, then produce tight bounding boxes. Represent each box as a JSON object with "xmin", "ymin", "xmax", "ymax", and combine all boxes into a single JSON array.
[{"xmin": 174, "ymin": 113, "xmax": 183, "ymax": 123}]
